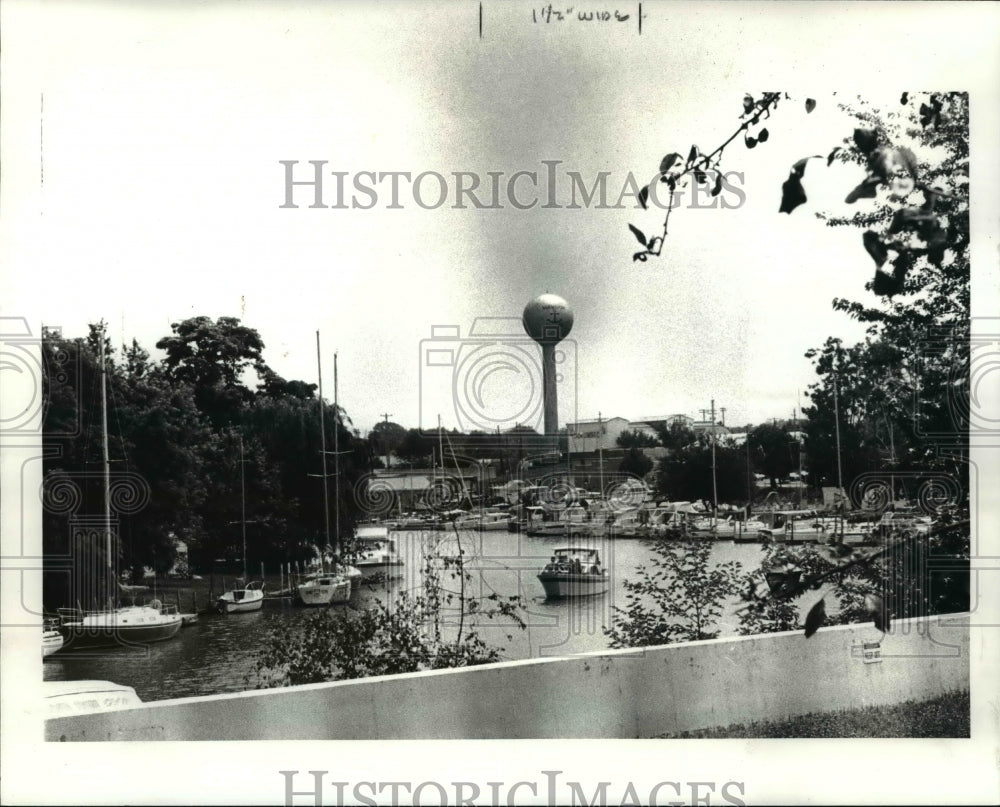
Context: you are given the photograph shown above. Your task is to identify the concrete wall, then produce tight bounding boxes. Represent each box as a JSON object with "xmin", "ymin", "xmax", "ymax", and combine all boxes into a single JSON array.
[{"xmin": 47, "ymin": 614, "xmax": 969, "ymax": 741}]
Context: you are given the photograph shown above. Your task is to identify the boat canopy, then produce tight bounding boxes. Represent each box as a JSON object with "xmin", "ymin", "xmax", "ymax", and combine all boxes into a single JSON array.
[{"xmin": 554, "ymin": 547, "xmax": 600, "ymax": 557}]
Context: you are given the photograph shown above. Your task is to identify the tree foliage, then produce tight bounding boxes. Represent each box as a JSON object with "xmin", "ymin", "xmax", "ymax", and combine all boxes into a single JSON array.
[
  {"xmin": 249, "ymin": 537, "xmax": 526, "ymax": 687},
  {"xmin": 41, "ymin": 317, "xmax": 373, "ymax": 608},
  {"xmin": 655, "ymin": 437, "xmax": 748, "ymax": 506},
  {"xmin": 606, "ymin": 540, "xmax": 742, "ymax": 646}
]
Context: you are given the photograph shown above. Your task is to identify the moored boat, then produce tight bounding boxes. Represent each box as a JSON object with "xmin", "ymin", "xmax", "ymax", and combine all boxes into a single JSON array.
[
  {"xmin": 352, "ymin": 526, "xmax": 403, "ymax": 578},
  {"xmin": 453, "ymin": 510, "xmax": 512, "ymax": 531},
  {"xmin": 44, "ymin": 679, "xmax": 143, "ymax": 718},
  {"xmin": 297, "ymin": 571, "xmax": 351, "ymax": 606},
  {"xmin": 42, "ymin": 627, "xmax": 64, "ymax": 657},
  {"xmin": 216, "ymin": 580, "xmax": 265, "ymax": 613},
  {"xmin": 57, "ymin": 602, "xmax": 183, "ymax": 648},
  {"xmin": 537, "ymin": 547, "xmax": 609, "ymax": 599}
]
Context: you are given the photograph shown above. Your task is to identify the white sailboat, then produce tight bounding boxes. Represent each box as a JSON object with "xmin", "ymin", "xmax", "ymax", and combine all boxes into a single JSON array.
[
  {"xmin": 57, "ymin": 326, "xmax": 182, "ymax": 647},
  {"xmin": 216, "ymin": 435, "xmax": 265, "ymax": 614},
  {"xmin": 298, "ymin": 333, "xmax": 352, "ymax": 605}
]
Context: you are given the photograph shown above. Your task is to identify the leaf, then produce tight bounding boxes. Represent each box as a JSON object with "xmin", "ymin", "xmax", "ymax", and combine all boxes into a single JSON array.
[
  {"xmin": 633, "ymin": 251, "xmax": 648, "ymax": 263},
  {"xmin": 852, "ymin": 128, "xmax": 878, "ymax": 155},
  {"xmin": 711, "ymin": 172, "xmax": 723, "ymax": 197},
  {"xmin": 791, "ymin": 155, "xmax": 822, "ymax": 179},
  {"xmin": 638, "ymin": 185, "xmax": 649, "ymax": 210},
  {"xmin": 779, "ymin": 173, "xmax": 807, "ymax": 214},
  {"xmin": 827, "ymin": 147, "xmax": 842, "ymax": 166},
  {"xmin": 862, "ymin": 231, "xmax": 888, "ymax": 266},
  {"xmin": 888, "ymin": 207, "xmax": 936, "ymax": 235},
  {"xmin": 845, "ymin": 176, "xmax": 880, "ymax": 203},
  {"xmin": 745, "ymin": 135, "xmax": 757, "ymax": 149},
  {"xmin": 805, "ymin": 98, "xmax": 816, "ymax": 113},
  {"xmin": 694, "ymin": 170, "xmax": 708, "ymax": 185},
  {"xmin": 872, "ymin": 268, "xmax": 903, "ymax": 297},
  {"xmin": 900, "ymin": 91, "xmax": 909, "ymax": 105},
  {"xmin": 659, "ymin": 153, "xmax": 682, "ymax": 174},
  {"xmin": 687, "ymin": 144, "xmax": 700, "ymax": 166},
  {"xmin": 628, "ymin": 223, "xmax": 648, "ymax": 247},
  {"xmin": 864, "ymin": 593, "xmax": 890, "ymax": 633},
  {"xmin": 758, "ymin": 128, "xmax": 769, "ymax": 143},
  {"xmin": 895, "ymin": 146, "xmax": 918, "ymax": 179},
  {"xmin": 743, "ymin": 93, "xmax": 754, "ymax": 114},
  {"xmin": 804, "ymin": 598, "xmax": 826, "ymax": 638}
]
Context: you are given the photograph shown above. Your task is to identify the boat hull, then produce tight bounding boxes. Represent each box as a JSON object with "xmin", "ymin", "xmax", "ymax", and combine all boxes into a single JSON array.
[
  {"xmin": 60, "ymin": 617, "xmax": 182, "ymax": 648},
  {"xmin": 354, "ymin": 560, "xmax": 404, "ymax": 579},
  {"xmin": 298, "ymin": 577, "xmax": 351, "ymax": 606},
  {"xmin": 42, "ymin": 630, "xmax": 65, "ymax": 657},
  {"xmin": 537, "ymin": 572, "xmax": 609, "ymax": 599},
  {"xmin": 216, "ymin": 589, "xmax": 264, "ymax": 613}
]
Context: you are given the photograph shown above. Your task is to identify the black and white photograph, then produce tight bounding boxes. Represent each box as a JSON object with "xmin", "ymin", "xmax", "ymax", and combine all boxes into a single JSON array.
[{"xmin": 1, "ymin": 1, "xmax": 998, "ymax": 804}]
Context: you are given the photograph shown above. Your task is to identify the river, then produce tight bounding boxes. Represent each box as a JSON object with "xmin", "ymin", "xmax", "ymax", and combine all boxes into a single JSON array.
[{"xmin": 44, "ymin": 529, "xmax": 827, "ymax": 702}]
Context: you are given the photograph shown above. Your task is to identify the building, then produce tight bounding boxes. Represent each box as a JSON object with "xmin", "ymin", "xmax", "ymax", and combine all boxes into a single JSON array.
[
  {"xmin": 368, "ymin": 464, "xmax": 495, "ymax": 512},
  {"xmin": 566, "ymin": 416, "xmax": 630, "ymax": 453}
]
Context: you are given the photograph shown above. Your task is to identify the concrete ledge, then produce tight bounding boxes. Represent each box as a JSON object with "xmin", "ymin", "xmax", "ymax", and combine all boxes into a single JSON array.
[{"xmin": 46, "ymin": 614, "xmax": 969, "ymax": 741}]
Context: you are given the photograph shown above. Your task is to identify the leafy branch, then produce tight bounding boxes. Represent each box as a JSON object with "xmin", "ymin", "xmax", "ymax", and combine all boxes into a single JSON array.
[
  {"xmin": 629, "ymin": 91, "xmax": 791, "ymax": 262},
  {"xmin": 629, "ymin": 91, "xmax": 968, "ymax": 301},
  {"xmin": 737, "ymin": 518, "xmax": 969, "ymax": 638}
]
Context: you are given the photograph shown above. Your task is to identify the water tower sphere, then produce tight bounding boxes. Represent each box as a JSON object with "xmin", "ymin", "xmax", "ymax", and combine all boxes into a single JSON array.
[{"xmin": 522, "ymin": 294, "xmax": 574, "ymax": 344}]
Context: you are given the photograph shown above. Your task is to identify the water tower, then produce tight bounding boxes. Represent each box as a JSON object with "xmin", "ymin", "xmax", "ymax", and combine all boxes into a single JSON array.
[{"xmin": 522, "ymin": 294, "xmax": 574, "ymax": 436}]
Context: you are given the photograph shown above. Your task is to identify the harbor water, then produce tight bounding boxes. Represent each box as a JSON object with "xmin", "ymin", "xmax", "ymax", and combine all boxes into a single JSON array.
[{"xmin": 44, "ymin": 529, "xmax": 828, "ymax": 702}]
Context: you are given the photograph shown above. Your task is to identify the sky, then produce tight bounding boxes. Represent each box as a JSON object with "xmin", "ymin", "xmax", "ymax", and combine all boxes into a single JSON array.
[{"xmin": 8, "ymin": 1, "xmax": 989, "ymax": 436}]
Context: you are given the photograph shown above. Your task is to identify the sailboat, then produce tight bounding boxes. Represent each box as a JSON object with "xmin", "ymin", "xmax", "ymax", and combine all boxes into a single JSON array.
[
  {"xmin": 57, "ymin": 326, "xmax": 182, "ymax": 648},
  {"xmin": 216, "ymin": 435, "xmax": 265, "ymax": 614},
  {"xmin": 298, "ymin": 334, "xmax": 353, "ymax": 606}
]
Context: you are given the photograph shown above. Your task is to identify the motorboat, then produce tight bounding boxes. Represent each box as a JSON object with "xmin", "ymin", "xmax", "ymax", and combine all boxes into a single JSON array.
[
  {"xmin": 453, "ymin": 510, "xmax": 512, "ymax": 531},
  {"xmin": 216, "ymin": 580, "xmax": 265, "ymax": 613},
  {"xmin": 297, "ymin": 571, "xmax": 351, "ymax": 606},
  {"xmin": 57, "ymin": 601, "xmax": 183, "ymax": 648},
  {"xmin": 351, "ymin": 526, "xmax": 403, "ymax": 577},
  {"xmin": 537, "ymin": 547, "xmax": 609, "ymax": 599},
  {"xmin": 42, "ymin": 624, "xmax": 64, "ymax": 657},
  {"xmin": 44, "ymin": 680, "xmax": 143, "ymax": 718}
]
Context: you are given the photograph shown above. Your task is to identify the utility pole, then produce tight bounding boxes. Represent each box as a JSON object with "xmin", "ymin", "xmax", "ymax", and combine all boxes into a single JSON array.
[
  {"xmin": 378, "ymin": 412, "xmax": 393, "ymax": 468},
  {"xmin": 720, "ymin": 406, "xmax": 726, "ymax": 426},
  {"xmin": 598, "ymin": 411, "xmax": 605, "ymax": 500},
  {"xmin": 710, "ymin": 399, "xmax": 718, "ymax": 523}
]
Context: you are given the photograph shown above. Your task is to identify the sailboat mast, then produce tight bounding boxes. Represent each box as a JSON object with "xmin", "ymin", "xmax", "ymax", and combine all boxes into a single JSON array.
[
  {"xmin": 598, "ymin": 411, "xmax": 604, "ymax": 499},
  {"xmin": 833, "ymin": 374, "xmax": 843, "ymax": 494},
  {"xmin": 333, "ymin": 351, "xmax": 340, "ymax": 557},
  {"xmin": 710, "ymin": 399, "xmax": 719, "ymax": 521},
  {"xmin": 317, "ymin": 331, "xmax": 332, "ymax": 565},
  {"xmin": 240, "ymin": 434, "xmax": 247, "ymax": 580},
  {"xmin": 99, "ymin": 327, "xmax": 113, "ymax": 588}
]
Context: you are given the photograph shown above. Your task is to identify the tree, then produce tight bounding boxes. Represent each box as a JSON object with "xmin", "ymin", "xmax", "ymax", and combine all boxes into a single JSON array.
[
  {"xmin": 748, "ymin": 423, "xmax": 796, "ymax": 489},
  {"xmin": 655, "ymin": 438, "xmax": 747, "ymax": 506},
  {"xmin": 248, "ymin": 537, "xmax": 526, "ymax": 686},
  {"xmin": 619, "ymin": 447, "xmax": 653, "ymax": 478},
  {"xmin": 606, "ymin": 540, "xmax": 742, "ymax": 647},
  {"xmin": 616, "ymin": 428, "xmax": 660, "ymax": 448},
  {"xmin": 653, "ymin": 421, "xmax": 696, "ymax": 450},
  {"xmin": 370, "ymin": 419, "xmax": 406, "ymax": 464},
  {"xmin": 395, "ymin": 428, "xmax": 435, "ymax": 467},
  {"xmin": 156, "ymin": 316, "xmax": 270, "ymax": 425}
]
